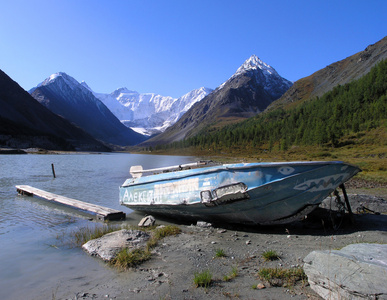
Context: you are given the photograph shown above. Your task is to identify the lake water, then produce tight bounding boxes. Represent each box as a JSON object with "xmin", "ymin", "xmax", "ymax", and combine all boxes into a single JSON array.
[{"xmin": 0, "ymin": 153, "xmax": 196, "ymax": 300}]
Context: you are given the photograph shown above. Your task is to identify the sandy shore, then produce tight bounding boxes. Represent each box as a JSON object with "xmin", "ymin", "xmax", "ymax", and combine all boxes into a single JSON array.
[{"xmin": 41, "ymin": 190, "xmax": 387, "ymax": 300}]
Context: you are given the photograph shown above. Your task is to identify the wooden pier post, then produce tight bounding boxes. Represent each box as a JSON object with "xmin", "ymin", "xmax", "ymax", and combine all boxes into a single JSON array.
[{"xmin": 51, "ymin": 163, "xmax": 56, "ymax": 178}]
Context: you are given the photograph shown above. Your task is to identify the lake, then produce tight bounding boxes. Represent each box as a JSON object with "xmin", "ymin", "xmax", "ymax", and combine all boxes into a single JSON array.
[{"xmin": 0, "ymin": 153, "xmax": 196, "ymax": 300}]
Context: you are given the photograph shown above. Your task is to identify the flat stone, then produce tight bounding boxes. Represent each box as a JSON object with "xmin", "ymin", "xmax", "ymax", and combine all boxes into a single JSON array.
[
  {"xmin": 82, "ymin": 229, "xmax": 150, "ymax": 261},
  {"xmin": 304, "ymin": 243, "xmax": 387, "ymax": 299}
]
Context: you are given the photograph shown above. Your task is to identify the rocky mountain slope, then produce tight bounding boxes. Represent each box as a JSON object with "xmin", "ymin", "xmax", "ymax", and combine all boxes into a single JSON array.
[
  {"xmin": 0, "ymin": 69, "xmax": 110, "ymax": 151},
  {"xmin": 91, "ymin": 86, "xmax": 212, "ymax": 136},
  {"xmin": 143, "ymin": 55, "xmax": 292, "ymax": 145},
  {"xmin": 268, "ymin": 36, "xmax": 387, "ymax": 110},
  {"xmin": 30, "ymin": 73, "xmax": 146, "ymax": 146}
]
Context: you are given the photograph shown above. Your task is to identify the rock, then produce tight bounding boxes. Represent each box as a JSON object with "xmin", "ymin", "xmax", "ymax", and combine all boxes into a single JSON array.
[
  {"xmin": 196, "ymin": 221, "xmax": 212, "ymax": 228},
  {"xmin": 82, "ymin": 229, "xmax": 150, "ymax": 261},
  {"xmin": 304, "ymin": 243, "xmax": 387, "ymax": 299},
  {"xmin": 257, "ymin": 283, "xmax": 265, "ymax": 289},
  {"xmin": 138, "ymin": 215, "xmax": 156, "ymax": 227}
]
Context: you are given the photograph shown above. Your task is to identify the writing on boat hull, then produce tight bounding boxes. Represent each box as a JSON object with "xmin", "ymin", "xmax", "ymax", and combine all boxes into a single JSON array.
[{"xmin": 121, "ymin": 178, "xmax": 200, "ymax": 204}]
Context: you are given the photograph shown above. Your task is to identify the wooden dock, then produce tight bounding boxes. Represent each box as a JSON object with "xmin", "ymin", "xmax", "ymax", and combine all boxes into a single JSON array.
[{"xmin": 16, "ymin": 185, "xmax": 125, "ymax": 221}]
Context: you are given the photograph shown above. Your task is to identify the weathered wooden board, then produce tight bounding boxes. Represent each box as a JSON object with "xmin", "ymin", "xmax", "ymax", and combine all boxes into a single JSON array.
[{"xmin": 16, "ymin": 185, "xmax": 125, "ymax": 221}]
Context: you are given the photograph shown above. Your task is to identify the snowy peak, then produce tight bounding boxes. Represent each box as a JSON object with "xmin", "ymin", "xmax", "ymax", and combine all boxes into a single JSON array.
[
  {"xmin": 218, "ymin": 55, "xmax": 292, "ymax": 100},
  {"xmin": 29, "ymin": 72, "xmax": 145, "ymax": 146},
  {"xmin": 111, "ymin": 87, "xmax": 138, "ymax": 98},
  {"xmin": 40, "ymin": 72, "xmax": 80, "ymax": 89},
  {"xmin": 235, "ymin": 55, "xmax": 277, "ymax": 77},
  {"xmin": 175, "ymin": 87, "xmax": 213, "ymax": 113}
]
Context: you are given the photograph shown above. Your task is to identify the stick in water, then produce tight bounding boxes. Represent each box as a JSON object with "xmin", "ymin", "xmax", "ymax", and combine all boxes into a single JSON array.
[{"xmin": 51, "ymin": 163, "xmax": 56, "ymax": 178}]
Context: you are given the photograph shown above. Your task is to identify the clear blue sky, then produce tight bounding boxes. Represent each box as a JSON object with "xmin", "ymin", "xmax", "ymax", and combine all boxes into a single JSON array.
[{"xmin": 1, "ymin": 0, "xmax": 386, "ymax": 98}]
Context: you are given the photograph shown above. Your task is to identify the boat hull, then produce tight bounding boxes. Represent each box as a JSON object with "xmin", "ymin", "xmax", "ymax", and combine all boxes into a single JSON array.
[{"xmin": 119, "ymin": 161, "xmax": 360, "ymax": 225}]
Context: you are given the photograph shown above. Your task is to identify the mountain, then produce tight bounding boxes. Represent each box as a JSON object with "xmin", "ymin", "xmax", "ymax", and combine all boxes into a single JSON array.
[
  {"xmin": 143, "ymin": 55, "xmax": 292, "ymax": 145},
  {"xmin": 0, "ymin": 69, "xmax": 110, "ymax": 151},
  {"xmin": 30, "ymin": 73, "xmax": 147, "ymax": 146},
  {"xmin": 180, "ymin": 54, "xmax": 387, "ymax": 155},
  {"xmin": 92, "ymin": 86, "xmax": 212, "ymax": 136},
  {"xmin": 268, "ymin": 36, "xmax": 387, "ymax": 111}
]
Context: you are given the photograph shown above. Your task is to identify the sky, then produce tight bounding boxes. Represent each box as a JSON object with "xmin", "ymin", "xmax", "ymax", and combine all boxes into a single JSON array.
[{"xmin": 1, "ymin": 0, "xmax": 386, "ymax": 98}]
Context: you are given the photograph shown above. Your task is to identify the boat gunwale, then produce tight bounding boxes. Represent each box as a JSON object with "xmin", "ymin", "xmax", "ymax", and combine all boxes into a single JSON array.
[{"xmin": 120, "ymin": 160, "xmax": 353, "ymax": 188}]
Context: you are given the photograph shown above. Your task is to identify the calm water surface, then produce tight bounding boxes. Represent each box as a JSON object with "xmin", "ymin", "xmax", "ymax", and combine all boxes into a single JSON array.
[{"xmin": 0, "ymin": 153, "xmax": 196, "ymax": 299}]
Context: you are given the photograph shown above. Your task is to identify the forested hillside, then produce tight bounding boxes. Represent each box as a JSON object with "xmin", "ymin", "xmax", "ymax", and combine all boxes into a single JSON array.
[{"xmin": 156, "ymin": 59, "xmax": 386, "ymax": 153}]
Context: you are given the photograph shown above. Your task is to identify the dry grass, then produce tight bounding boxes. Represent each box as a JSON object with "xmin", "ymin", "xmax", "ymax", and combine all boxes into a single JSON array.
[
  {"xmin": 257, "ymin": 267, "xmax": 307, "ymax": 287},
  {"xmin": 58, "ymin": 224, "xmax": 121, "ymax": 247}
]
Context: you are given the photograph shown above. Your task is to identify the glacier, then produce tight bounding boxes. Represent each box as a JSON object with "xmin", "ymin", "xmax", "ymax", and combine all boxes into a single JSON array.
[{"xmin": 92, "ymin": 86, "xmax": 212, "ymax": 136}]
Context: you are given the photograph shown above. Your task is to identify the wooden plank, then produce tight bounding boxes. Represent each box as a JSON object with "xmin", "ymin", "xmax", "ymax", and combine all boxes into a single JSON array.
[{"xmin": 16, "ymin": 185, "xmax": 125, "ymax": 221}]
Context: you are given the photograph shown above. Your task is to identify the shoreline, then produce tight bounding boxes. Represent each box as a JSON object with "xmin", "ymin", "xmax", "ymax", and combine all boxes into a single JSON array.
[{"xmin": 40, "ymin": 191, "xmax": 387, "ymax": 300}]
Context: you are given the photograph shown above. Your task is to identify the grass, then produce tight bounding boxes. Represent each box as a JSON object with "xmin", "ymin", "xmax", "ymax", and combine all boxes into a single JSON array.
[
  {"xmin": 57, "ymin": 224, "xmax": 121, "ymax": 247},
  {"xmin": 138, "ymin": 125, "xmax": 387, "ymax": 187},
  {"xmin": 114, "ymin": 225, "xmax": 181, "ymax": 269},
  {"xmin": 262, "ymin": 250, "xmax": 280, "ymax": 261},
  {"xmin": 60, "ymin": 224, "xmax": 181, "ymax": 269},
  {"xmin": 214, "ymin": 248, "xmax": 226, "ymax": 258},
  {"xmin": 223, "ymin": 266, "xmax": 238, "ymax": 282},
  {"xmin": 257, "ymin": 267, "xmax": 307, "ymax": 287},
  {"xmin": 193, "ymin": 270, "xmax": 212, "ymax": 288},
  {"xmin": 111, "ymin": 248, "xmax": 152, "ymax": 269},
  {"xmin": 146, "ymin": 225, "xmax": 181, "ymax": 251}
]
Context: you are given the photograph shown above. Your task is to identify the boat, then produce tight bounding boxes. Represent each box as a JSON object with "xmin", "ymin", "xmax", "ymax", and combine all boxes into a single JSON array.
[{"xmin": 119, "ymin": 161, "xmax": 360, "ymax": 225}]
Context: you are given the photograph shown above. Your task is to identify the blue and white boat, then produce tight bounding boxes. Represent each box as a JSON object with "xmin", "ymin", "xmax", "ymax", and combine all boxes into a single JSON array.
[{"xmin": 119, "ymin": 161, "xmax": 360, "ymax": 225}]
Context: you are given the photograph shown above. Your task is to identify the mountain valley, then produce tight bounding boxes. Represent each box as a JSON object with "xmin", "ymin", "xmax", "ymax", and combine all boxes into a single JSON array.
[{"xmin": 0, "ymin": 36, "xmax": 386, "ymax": 156}]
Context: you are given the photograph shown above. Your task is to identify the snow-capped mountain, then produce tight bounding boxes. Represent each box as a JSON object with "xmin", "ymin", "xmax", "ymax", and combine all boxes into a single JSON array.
[
  {"xmin": 218, "ymin": 54, "xmax": 292, "ymax": 99},
  {"xmin": 144, "ymin": 55, "xmax": 293, "ymax": 145},
  {"xmin": 0, "ymin": 70, "xmax": 110, "ymax": 152},
  {"xmin": 29, "ymin": 72, "xmax": 146, "ymax": 146},
  {"xmin": 92, "ymin": 86, "xmax": 212, "ymax": 136}
]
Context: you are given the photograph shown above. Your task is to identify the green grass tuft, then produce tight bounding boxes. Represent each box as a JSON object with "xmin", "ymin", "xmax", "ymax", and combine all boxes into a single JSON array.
[
  {"xmin": 111, "ymin": 248, "xmax": 151, "ymax": 269},
  {"xmin": 215, "ymin": 248, "xmax": 226, "ymax": 258},
  {"xmin": 223, "ymin": 266, "xmax": 238, "ymax": 282},
  {"xmin": 146, "ymin": 225, "xmax": 181, "ymax": 251},
  {"xmin": 193, "ymin": 270, "xmax": 212, "ymax": 288},
  {"xmin": 262, "ymin": 249, "xmax": 280, "ymax": 261},
  {"xmin": 257, "ymin": 267, "xmax": 307, "ymax": 287}
]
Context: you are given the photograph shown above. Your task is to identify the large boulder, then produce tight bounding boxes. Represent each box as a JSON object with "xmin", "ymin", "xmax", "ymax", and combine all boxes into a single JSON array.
[
  {"xmin": 82, "ymin": 229, "xmax": 150, "ymax": 261},
  {"xmin": 304, "ymin": 243, "xmax": 387, "ymax": 299}
]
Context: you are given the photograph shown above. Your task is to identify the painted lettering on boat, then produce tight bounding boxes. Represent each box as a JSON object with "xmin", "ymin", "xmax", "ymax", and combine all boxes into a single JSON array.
[{"xmin": 122, "ymin": 178, "xmax": 199, "ymax": 204}]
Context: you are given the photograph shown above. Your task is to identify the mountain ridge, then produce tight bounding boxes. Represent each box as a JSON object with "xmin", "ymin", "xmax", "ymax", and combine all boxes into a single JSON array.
[
  {"xmin": 30, "ymin": 73, "xmax": 146, "ymax": 146},
  {"xmin": 142, "ymin": 55, "xmax": 292, "ymax": 146},
  {"xmin": 0, "ymin": 69, "xmax": 110, "ymax": 151},
  {"xmin": 268, "ymin": 36, "xmax": 387, "ymax": 111},
  {"xmin": 93, "ymin": 86, "xmax": 212, "ymax": 136}
]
